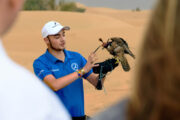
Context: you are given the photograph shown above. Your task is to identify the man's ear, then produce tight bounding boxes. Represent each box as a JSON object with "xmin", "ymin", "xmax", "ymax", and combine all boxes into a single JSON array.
[{"xmin": 44, "ymin": 37, "xmax": 50, "ymax": 44}]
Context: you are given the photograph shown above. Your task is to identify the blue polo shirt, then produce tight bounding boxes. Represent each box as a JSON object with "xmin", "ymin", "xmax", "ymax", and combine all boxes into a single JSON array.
[{"xmin": 33, "ymin": 49, "xmax": 93, "ymax": 117}]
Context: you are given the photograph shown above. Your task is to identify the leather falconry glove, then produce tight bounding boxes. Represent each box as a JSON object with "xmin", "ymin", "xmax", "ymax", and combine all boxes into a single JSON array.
[{"xmin": 93, "ymin": 58, "xmax": 119, "ymax": 90}]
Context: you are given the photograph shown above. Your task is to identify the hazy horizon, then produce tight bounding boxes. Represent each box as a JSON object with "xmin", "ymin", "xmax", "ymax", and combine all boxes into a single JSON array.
[{"xmin": 62, "ymin": 0, "xmax": 157, "ymax": 10}]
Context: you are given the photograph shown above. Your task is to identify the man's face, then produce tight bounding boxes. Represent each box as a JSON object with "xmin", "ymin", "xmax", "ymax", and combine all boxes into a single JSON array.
[{"xmin": 47, "ymin": 30, "xmax": 66, "ymax": 51}]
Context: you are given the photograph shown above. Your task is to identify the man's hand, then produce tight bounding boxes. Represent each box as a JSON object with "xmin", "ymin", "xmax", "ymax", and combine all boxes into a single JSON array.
[
  {"xmin": 93, "ymin": 58, "xmax": 119, "ymax": 74},
  {"xmin": 83, "ymin": 52, "xmax": 98, "ymax": 74}
]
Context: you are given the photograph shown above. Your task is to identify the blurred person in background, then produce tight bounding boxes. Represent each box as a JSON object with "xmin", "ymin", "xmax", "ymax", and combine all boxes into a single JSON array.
[
  {"xmin": 0, "ymin": 0, "xmax": 71, "ymax": 120},
  {"xmin": 92, "ymin": 0, "xmax": 180, "ymax": 119},
  {"xmin": 128, "ymin": 0, "xmax": 180, "ymax": 119}
]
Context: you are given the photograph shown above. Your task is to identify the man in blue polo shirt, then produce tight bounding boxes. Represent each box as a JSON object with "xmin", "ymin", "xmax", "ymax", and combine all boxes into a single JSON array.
[{"xmin": 33, "ymin": 21, "xmax": 106, "ymax": 120}]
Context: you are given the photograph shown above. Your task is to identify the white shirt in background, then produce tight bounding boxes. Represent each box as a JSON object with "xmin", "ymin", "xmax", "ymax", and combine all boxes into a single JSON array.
[{"xmin": 0, "ymin": 40, "xmax": 71, "ymax": 120}]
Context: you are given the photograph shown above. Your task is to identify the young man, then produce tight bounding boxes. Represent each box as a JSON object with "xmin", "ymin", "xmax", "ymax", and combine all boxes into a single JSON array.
[
  {"xmin": 33, "ymin": 21, "xmax": 106, "ymax": 119},
  {"xmin": 0, "ymin": 0, "xmax": 70, "ymax": 120}
]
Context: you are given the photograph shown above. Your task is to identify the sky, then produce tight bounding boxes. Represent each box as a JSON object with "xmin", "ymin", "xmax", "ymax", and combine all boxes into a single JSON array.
[{"xmin": 62, "ymin": 0, "xmax": 157, "ymax": 10}]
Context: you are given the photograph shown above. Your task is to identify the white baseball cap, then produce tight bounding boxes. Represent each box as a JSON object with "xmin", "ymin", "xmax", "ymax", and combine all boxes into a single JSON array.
[{"xmin": 41, "ymin": 21, "xmax": 70, "ymax": 38}]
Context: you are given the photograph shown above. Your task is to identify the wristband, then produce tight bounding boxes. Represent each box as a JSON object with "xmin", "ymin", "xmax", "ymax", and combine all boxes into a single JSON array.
[{"xmin": 76, "ymin": 69, "xmax": 85, "ymax": 78}]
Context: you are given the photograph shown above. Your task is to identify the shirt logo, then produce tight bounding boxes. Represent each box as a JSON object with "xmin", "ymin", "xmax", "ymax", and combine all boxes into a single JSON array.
[{"xmin": 71, "ymin": 63, "xmax": 78, "ymax": 71}]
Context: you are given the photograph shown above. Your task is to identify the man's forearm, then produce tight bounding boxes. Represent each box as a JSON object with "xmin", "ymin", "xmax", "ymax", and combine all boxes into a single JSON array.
[{"xmin": 44, "ymin": 72, "xmax": 79, "ymax": 91}]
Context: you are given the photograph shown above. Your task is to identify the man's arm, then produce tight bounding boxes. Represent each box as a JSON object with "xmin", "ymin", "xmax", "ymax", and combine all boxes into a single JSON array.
[
  {"xmin": 42, "ymin": 52, "xmax": 97, "ymax": 91},
  {"xmin": 43, "ymin": 72, "xmax": 80, "ymax": 91},
  {"xmin": 86, "ymin": 58, "xmax": 119, "ymax": 88}
]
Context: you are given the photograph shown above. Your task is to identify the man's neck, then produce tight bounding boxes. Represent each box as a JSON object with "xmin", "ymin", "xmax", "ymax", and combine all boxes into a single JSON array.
[{"xmin": 48, "ymin": 48, "xmax": 65, "ymax": 62}]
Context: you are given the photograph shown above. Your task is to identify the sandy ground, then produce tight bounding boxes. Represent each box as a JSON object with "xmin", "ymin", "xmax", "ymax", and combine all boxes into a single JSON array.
[{"xmin": 2, "ymin": 5, "xmax": 152, "ymax": 116}]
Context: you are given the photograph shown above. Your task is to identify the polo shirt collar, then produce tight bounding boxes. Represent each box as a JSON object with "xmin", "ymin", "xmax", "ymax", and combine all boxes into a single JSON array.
[
  {"xmin": 45, "ymin": 49, "xmax": 72, "ymax": 63},
  {"xmin": 64, "ymin": 49, "xmax": 73, "ymax": 59}
]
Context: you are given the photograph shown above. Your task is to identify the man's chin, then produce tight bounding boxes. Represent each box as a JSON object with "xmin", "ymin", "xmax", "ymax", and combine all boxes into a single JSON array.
[
  {"xmin": 61, "ymin": 47, "xmax": 66, "ymax": 50},
  {"xmin": 58, "ymin": 46, "xmax": 65, "ymax": 51}
]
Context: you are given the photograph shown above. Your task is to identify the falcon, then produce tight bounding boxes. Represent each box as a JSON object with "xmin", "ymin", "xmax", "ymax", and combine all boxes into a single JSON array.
[{"xmin": 99, "ymin": 37, "xmax": 135, "ymax": 71}]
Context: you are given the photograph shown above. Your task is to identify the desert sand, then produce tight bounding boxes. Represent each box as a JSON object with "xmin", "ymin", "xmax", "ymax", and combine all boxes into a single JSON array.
[{"xmin": 2, "ymin": 5, "xmax": 152, "ymax": 116}]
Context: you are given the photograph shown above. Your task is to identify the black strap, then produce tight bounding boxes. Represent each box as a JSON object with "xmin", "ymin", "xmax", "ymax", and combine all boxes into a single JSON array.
[
  {"xmin": 72, "ymin": 115, "xmax": 91, "ymax": 120},
  {"xmin": 96, "ymin": 66, "xmax": 104, "ymax": 90},
  {"xmin": 72, "ymin": 115, "xmax": 86, "ymax": 120}
]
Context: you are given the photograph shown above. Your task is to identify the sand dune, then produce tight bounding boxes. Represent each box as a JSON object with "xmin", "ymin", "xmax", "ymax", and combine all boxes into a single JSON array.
[{"xmin": 2, "ymin": 6, "xmax": 151, "ymax": 115}]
